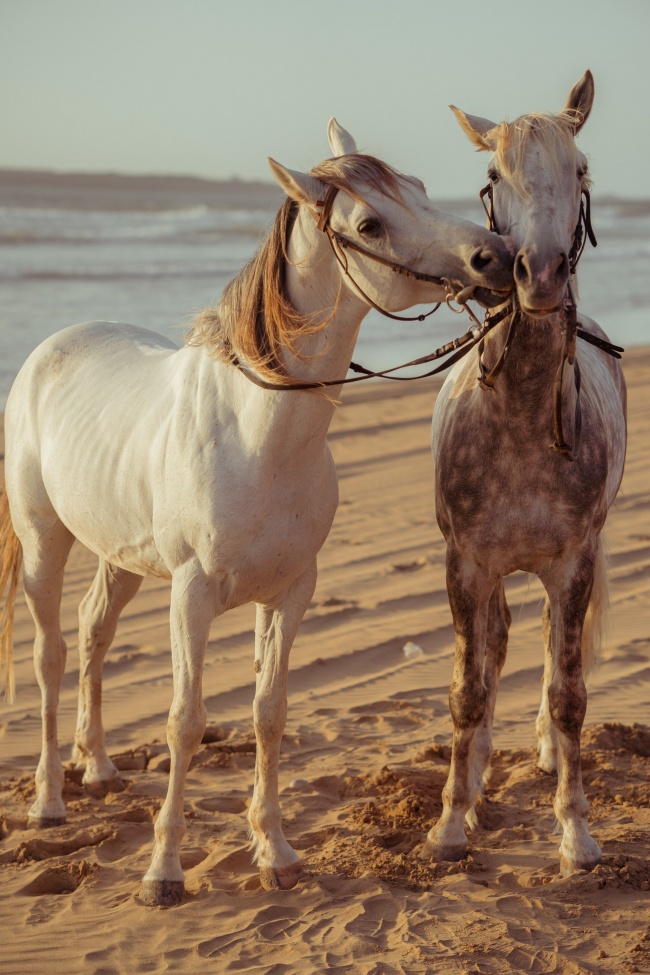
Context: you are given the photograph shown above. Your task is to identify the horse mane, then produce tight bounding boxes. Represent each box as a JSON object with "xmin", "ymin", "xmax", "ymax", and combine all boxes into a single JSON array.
[
  {"xmin": 186, "ymin": 154, "xmax": 408, "ymax": 385},
  {"xmin": 488, "ymin": 112, "xmax": 592, "ymax": 195}
]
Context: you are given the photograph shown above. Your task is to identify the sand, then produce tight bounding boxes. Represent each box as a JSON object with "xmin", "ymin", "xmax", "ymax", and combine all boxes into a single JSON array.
[{"xmin": 0, "ymin": 349, "xmax": 649, "ymax": 975}]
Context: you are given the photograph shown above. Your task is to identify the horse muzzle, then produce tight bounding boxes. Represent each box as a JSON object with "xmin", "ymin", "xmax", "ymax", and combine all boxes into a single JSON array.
[{"xmin": 514, "ymin": 244, "xmax": 572, "ymax": 315}]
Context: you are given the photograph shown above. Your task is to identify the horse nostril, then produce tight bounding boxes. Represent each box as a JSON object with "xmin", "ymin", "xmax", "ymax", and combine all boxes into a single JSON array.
[
  {"xmin": 514, "ymin": 252, "xmax": 530, "ymax": 284},
  {"xmin": 470, "ymin": 247, "xmax": 496, "ymax": 273},
  {"xmin": 556, "ymin": 252, "xmax": 569, "ymax": 280}
]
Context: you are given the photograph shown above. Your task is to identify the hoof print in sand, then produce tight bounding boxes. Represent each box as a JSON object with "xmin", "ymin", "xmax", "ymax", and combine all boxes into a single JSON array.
[{"xmin": 20, "ymin": 861, "xmax": 94, "ymax": 896}]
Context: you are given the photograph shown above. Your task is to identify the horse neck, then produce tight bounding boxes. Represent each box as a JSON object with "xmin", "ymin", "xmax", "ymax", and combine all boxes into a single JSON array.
[
  {"xmin": 205, "ymin": 207, "xmax": 369, "ymax": 458},
  {"xmin": 281, "ymin": 207, "xmax": 368, "ymax": 384}
]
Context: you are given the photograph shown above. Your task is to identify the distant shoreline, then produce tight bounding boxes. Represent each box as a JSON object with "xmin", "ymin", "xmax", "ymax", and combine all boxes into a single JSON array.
[
  {"xmin": 2, "ymin": 168, "xmax": 650, "ymax": 215},
  {"xmin": 0, "ymin": 168, "xmax": 283, "ymax": 212}
]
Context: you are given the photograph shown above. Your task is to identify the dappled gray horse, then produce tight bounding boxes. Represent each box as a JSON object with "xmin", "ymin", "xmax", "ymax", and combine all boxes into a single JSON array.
[{"xmin": 424, "ymin": 71, "xmax": 626, "ymax": 875}]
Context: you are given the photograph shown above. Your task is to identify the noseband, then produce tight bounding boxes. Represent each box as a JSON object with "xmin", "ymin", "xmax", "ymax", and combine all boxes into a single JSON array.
[
  {"xmin": 478, "ymin": 180, "xmax": 622, "ymax": 462},
  {"xmin": 315, "ymin": 183, "xmax": 445, "ymax": 323}
]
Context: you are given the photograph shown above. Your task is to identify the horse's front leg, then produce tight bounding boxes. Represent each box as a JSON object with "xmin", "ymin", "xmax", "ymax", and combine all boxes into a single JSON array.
[
  {"xmin": 141, "ymin": 562, "xmax": 215, "ymax": 906},
  {"xmin": 421, "ymin": 550, "xmax": 494, "ymax": 861},
  {"xmin": 466, "ymin": 579, "xmax": 510, "ymax": 829},
  {"xmin": 248, "ymin": 561, "xmax": 317, "ymax": 890},
  {"xmin": 541, "ymin": 546, "xmax": 601, "ymax": 875}
]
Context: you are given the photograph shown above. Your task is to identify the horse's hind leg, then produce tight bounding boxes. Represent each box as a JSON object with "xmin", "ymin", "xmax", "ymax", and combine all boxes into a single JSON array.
[
  {"xmin": 21, "ymin": 518, "xmax": 75, "ymax": 827},
  {"xmin": 248, "ymin": 561, "xmax": 317, "ymax": 890},
  {"xmin": 536, "ymin": 595, "xmax": 558, "ymax": 773},
  {"xmin": 72, "ymin": 560, "xmax": 142, "ymax": 796},
  {"xmin": 466, "ymin": 579, "xmax": 510, "ymax": 828}
]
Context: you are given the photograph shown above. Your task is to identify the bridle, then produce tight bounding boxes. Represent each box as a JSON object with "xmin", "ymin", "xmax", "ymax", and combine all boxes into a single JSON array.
[
  {"xmin": 479, "ymin": 180, "xmax": 597, "ymax": 271},
  {"xmin": 478, "ymin": 179, "xmax": 621, "ymax": 462},
  {"xmin": 315, "ymin": 183, "xmax": 446, "ymax": 323},
  {"xmin": 230, "ymin": 183, "xmax": 512, "ymax": 391}
]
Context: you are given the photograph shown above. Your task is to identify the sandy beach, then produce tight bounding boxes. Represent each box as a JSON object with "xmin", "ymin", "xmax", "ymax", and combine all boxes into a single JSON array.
[{"xmin": 0, "ymin": 349, "xmax": 649, "ymax": 975}]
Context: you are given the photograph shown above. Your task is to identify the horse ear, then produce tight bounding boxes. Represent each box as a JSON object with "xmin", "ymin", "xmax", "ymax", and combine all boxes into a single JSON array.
[
  {"xmin": 561, "ymin": 70, "xmax": 594, "ymax": 134},
  {"xmin": 268, "ymin": 158, "xmax": 325, "ymax": 206},
  {"xmin": 328, "ymin": 118, "xmax": 358, "ymax": 156},
  {"xmin": 450, "ymin": 106, "xmax": 497, "ymax": 151}
]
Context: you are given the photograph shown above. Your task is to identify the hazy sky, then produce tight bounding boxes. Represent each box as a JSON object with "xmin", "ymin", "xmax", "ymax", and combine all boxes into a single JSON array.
[{"xmin": 2, "ymin": 0, "xmax": 649, "ymax": 198}]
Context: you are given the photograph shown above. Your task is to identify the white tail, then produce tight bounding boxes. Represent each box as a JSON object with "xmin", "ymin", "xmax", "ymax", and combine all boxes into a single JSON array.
[
  {"xmin": 582, "ymin": 533, "xmax": 608, "ymax": 678},
  {"xmin": 0, "ymin": 489, "xmax": 22, "ymax": 703}
]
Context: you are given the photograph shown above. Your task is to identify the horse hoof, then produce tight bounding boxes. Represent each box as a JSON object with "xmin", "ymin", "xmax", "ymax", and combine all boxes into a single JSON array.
[
  {"xmin": 419, "ymin": 838, "xmax": 467, "ymax": 863},
  {"xmin": 28, "ymin": 815, "xmax": 66, "ymax": 829},
  {"xmin": 560, "ymin": 852, "xmax": 602, "ymax": 878},
  {"xmin": 140, "ymin": 879, "xmax": 186, "ymax": 907},
  {"xmin": 84, "ymin": 776, "xmax": 126, "ymax": 798},
  {"xmin": 259, "ymin": 861, "xmax": 304, "ymax": 891}
]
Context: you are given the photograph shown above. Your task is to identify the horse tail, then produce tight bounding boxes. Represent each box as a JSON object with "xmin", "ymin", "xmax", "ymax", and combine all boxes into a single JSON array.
[
  {"xmin": 582, "ymin": 533, "xmax": 608, "ymax": 679},
  {"xmin": 0, "ymin": 489, "xmax": 22, "ymax": 703}
]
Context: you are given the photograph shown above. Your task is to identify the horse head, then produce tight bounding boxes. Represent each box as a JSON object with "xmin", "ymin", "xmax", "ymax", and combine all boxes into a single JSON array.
[{"xmin": 451, "ymin": 70, "xmax": 595, "ymax": 317}]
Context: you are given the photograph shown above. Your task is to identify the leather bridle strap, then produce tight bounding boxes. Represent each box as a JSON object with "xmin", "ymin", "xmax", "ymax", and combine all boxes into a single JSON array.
[
  {"xmin": 324, "ymin": 227, "xmax": 442, "ymax": 322},
  {"xmin": 551, "ymin": 286, "xmax": 582, "ymax": 460},
  {"xmin": 316, "ymin": 184, "xmax": 447, "ymax": 322},
  {"xmin": 480, "ymin": 183, "xmax": 498, "ymax": 234},
  {"xmin": 477, "ymin": 294, "xmax": 520, "ymax": 391},
  {"xmin": 480, "ymin": 182, "xmax": 598, "ymax": 274}
]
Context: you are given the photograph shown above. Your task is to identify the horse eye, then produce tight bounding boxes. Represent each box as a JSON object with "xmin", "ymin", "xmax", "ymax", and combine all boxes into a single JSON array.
[
  {"xmin": 488, "ymin": 170, "xmax": 500, "ymax": 183},
  {"xmin": 357, "ymin": 218, "xmax": 382, "ymax": 237}
]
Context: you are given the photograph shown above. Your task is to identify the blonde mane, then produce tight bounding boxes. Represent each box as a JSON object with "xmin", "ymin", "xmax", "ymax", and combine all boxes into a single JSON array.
[
  {"xmin": 186, "ymin": 154, "xmax": 408, "ymax": 385},
  {"xmin": 487, "ymin": 112, "xmax": 592, "ymax": 195}
]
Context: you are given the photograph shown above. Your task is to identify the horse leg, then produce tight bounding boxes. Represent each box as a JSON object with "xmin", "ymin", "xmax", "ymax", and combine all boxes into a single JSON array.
[
  {"xmin": 536, "ymin": 595, "xmax": 558, "ymax": 773},
  {"xmin": 248, "ymin": 561, "xmax": 317, "ymax": 890},
  {"xmin": 421, "ymin": 550, "xmax": 492, "ymax": 861},
  {"xmin": 541, "ymin": 546, "xmax": 601, "ymax": 875},
  {"xmin": 72, "ymin": 560, "xmax": 143, "ymax": 796},
  {"xmin": 466, "ymin": 579, "xmax": 510, "ymax": 828},
  {"xmin": 141, "ymin": 561, "xmax": 215, "ymax": 906},
  {"xmin": 21, "ymin": 518, "xmax": 75, "ymax": 827}
]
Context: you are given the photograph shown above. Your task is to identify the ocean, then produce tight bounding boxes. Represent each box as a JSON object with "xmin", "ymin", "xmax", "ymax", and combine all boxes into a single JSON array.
[{"xmin": 1, "ymin": 171, "xmax": 648, "ymax": 410}]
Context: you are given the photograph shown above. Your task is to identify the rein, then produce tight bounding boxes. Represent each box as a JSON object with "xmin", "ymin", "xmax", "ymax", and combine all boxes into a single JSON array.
[
  {"xmin": 231, "ymin": 301, "xmax": 513, "ymax": 391},
  {"xmin": 479, "ymin": 180, "xmax": 622, "ymax": 462}
]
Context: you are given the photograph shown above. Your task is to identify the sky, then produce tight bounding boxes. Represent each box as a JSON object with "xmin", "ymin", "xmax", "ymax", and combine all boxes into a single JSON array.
[{"xmin": 1, "ymin": 0, "xmax": 649, "ymax": 199}]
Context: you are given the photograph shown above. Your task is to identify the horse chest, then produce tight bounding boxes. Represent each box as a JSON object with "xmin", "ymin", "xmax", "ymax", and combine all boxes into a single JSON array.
[
  {"xmin": 157, "ymin": 451, "xmax": 339, "ymax": 605},
  {"xmin": 436, "ymin": 432, "xmax": 605, "ymax": 573}
]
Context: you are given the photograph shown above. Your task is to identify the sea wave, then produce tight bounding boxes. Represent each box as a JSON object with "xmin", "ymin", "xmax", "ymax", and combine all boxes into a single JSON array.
[
  {"xmin": 0, "ymin": 204, "xmax": 274, "ymax": 243},
  {"xmin": 0, "ymin": 264, "xmax": 243, "ymax": 282}
]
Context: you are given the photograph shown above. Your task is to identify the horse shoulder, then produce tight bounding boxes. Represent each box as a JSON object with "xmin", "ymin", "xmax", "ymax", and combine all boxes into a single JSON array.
[{"xmin": 431, "ymin": 355, "xmax": 479, "ymax": 457}]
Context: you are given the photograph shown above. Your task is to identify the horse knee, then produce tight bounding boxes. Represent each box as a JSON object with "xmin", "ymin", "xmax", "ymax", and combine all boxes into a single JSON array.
[
  {"xmin": 449, "ymin": 677, "xmax": 487, "ymax": 730},
  {"xmin": 548, "ymin": 680, "xmax": 586, "ymax": 735},
  {"xmin": 253, "ymin": 690, "xmax": 286, "ymax": 744},
  {"xmin": 167, "ymin": 702, "xmax": 206, "ymax": 756}
]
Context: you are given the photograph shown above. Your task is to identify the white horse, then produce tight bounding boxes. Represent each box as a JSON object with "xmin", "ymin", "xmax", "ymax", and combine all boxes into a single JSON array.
[
  {"xmin": 424, "ymin": 72, "xmax": 626, "ymax": 875},
  {"xmin": 0, "ymin": 120, "xmax": 513, "ymax": 905}
]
